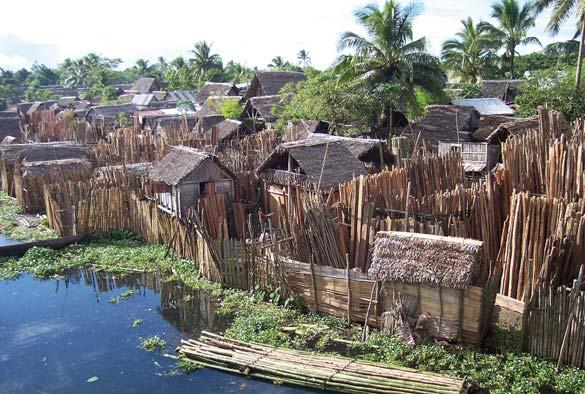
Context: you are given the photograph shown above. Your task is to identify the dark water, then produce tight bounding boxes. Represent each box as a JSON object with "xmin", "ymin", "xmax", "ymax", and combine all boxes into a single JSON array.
[{"xmin": 0, "ymin": 269, "xmax": 313, "ymax": 394}]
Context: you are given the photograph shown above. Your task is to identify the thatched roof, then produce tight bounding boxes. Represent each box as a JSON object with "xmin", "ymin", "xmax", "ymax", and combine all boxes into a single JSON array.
[
  {"xmin": 304, "ymin": 133, "xmax": 390, "ymax": 163},
  {"xmin": 243, "ymin": 71, "xmax": 306, "ymax": 101},
  {"xmin": 132, "ymin": 78, "xmax": 162, "ymax": 94},
  {"xmin": 149, "ymin": 146, "xmax": 235, "ymax": 185},
  {"xmin": 57, "ymin": 96, "xmax": 79, "ymax": 108},
  {"xmin": 408, "ymin": 105, "xmax": 479, "ymax": 150},
  {"xmin": 211, "ymin": 119, "xmax": 244, "ymax": 143},
  {"xmin": 242, "ymin": 94, "xmax": 290, "ymax": 123},
  {"xmin": 195, "ymin": 82, "xmax": 239, "ymax": 105},
  {"xmin": 451, "ymin": 98, "xmax": 514, "ymax": 116},
  {"xmin": 0, "ymin": 142, "xmax": 92, "ymax": 165},
  {"xmin": 472, "ymin": 115, "xmax": 516, "ymax": 141},
  {"xmin": 286, "ymin": 120, "xmax": 330, "ymax": 141},
  {"xmin": 369, "ymin": 231, "xmax": 483, "ymax": 289},
  {"xmin": 27, "ymin": 101, "xmax": 57, "ymax": 115},
  {"xmin": 256, "ymin": 136, "xmax": 386, "ymax": 189},
  {"xmin": 95, "ymin": 162, "xmax": 153, "ymax": 178},
  {"xmin": 481, "ymin": 79, "xmax": 522, "ymax": 102},
  {"xmin": 486, "ymin": 116, "xmax": 540, "ymax": 144},
  {"xmin": 85, "ymin": 104, "xmax": 139, "ymax": 121},
  {"xmin": 157, "ymin": 115, "xmax": 198, "ymax": 131},
  {"xmin": 195, "ymin": 113, "xmax": 225, "ymax": 131},
  {"xmin": 21, "ymin": 158, "xmax": 93, "ymax": 177}
]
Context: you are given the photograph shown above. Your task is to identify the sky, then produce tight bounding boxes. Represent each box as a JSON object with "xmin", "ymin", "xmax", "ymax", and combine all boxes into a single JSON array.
[{"xmin": 0, "ymin": 0, "xmax": 576, "ymax": 72}]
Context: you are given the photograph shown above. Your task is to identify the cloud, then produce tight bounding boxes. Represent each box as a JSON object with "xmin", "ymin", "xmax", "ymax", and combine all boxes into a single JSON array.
[{"xmin": 0, "ymin": 35, "xmax": 59, "ymax": 70}]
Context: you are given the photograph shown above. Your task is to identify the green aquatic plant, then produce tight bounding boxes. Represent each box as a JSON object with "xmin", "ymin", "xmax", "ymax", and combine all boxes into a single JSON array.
[
  {"xmin": 132, "ymin": 319, "xmax": 143, "ymax": 327},
  {"xmin": 0, "ymin": 192, "xmax": 57, "ymax": 242},
  {"xmin": 140, "ymin": 336, "xmax": 166, "ymax": 352},
  {"xmin": 109, "ymin": 289, "xmax": 138, "ymax": 304}
]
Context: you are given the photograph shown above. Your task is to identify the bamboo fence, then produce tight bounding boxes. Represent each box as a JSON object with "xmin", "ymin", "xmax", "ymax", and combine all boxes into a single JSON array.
[{"xmin": 178, "ymin": 331, "xmax": 466, "ymax": 393}]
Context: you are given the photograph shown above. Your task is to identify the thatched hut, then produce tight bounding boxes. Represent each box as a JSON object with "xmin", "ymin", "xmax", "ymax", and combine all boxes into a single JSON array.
[
  {"xmin": 195, "ymin": 83, "xmax": 239, "ymax": 106},
  {"xmin": 369, "ymin": 231, "xmax": 489, "ymax": 344},
  {"xmin": 242, "ymin": 71, "xmax": 306, "ymax": 101},
  {"xmin": 257, "ymin": 135, "xmax": 390, "ymax": 221},
  {"xmin": 0, "ymin": 142, "xmax": 93, "ymax": 196},
  {"xmin": 14, "ymin": 158, "xmax": 94, "ymax": 213},
  {"xmin": 472, "ymin": 115, "xmax": 515, "ymax": 142},
  {"xmin": 132, "ymin": 77, "xmax": 163, "ymax": 94},
  {"xmin": 241, "ymin": 94, "xmax": 291, "ymax": 129},
  {"xmin": 149, "ymin": 146, "xmax": 237, "ymax": 218},
  {"xmin": 481, "ymin": 79, "xmax": 522, "ymax": 103},
  {"xmin": 407, "ymin": 105, "xmax": 480, "ymax": 150}
]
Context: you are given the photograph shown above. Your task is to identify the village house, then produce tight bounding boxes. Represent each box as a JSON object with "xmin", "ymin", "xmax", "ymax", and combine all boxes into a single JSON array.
[
  {"xmin": 241, "ymin": 94, "xmax": 291, "ymax": 129},
  {"xmin": 0, "ymin": 111, "xmax": 23, "ymax": 143},
  {"xmin": 481, "ymin": 79, "xmax": 523, "ymax": 104},
  {"xmin": 408, "ymin": 105, "xmax": 480, "ymax": 150},
  {"xmin": 194, "ymin": 82, "xmax": 239, "ymax": 107},
  {"xmin": 242, "ymin": 71, "xmax": 306, "ymax": 101},
  {"xmin": 149, "ymin": 146, "xmax": 237, "ymax": 218},
  {"xmin": 370, "ymin": 231, "xmax": 486, "ymax": 344},
  {"xmin": 256, "ymin": 134, "xmax": 390, "ymax": 222},
  {"xmin": 131, "ymin": 77, "xmax": 164, "ymax": 94}
]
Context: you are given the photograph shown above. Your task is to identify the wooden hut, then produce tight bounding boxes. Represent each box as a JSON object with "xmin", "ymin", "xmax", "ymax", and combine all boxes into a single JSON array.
[
  {"xmin": 149, "ymin": 146, "xmax": 237, "ymax": 218},
  {"xmin": 241, "ymin": 94, "xmax": 291, "ymax": 129},
  {"xmin": 369, "ymin": 231, "xmax": 488, "ymax": 344},
  {"xmin": 242, "ymin": 71, "xmax": 306, "ymax": 101},
  {"xmin": 14, "ymin": 158, "xmax": 94, "ymax": 213},
  {"xmin": 481, "ymin": 79, "xmax": 523, "ymax": 103},
  {"xmin": 132, "ymin": 77, "xmax": 163, "ymax": 94},
  {"xmin": 438, "ymin": 141, "xmax": 499, "ymax": 176},
  {"xmin": 0, "ymin": 111, "xmax": 23, "ymax": 142},
  {"xmin": 256, "ymin": 135, "xmax": 390, "ymax": 222}
]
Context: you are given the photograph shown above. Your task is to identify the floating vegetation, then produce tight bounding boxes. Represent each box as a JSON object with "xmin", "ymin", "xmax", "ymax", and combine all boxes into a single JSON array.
[
  {"xmin": 109, "ymin": 289, "xmax": 138, "ymax": 304},
  {"xmin": 132, "ymin": 319, "xmax": 143, "ymax": 327},
  {"xmin": 0, "ymin": 192, "xmax": 57, "ymax": 242},
  {"xmin": 86, "ymin": 376, "xmax": 99, "ymax": 383},
  {"xmin": 140, "ymin": 336, "xmax": 166, "ymax": 352}
]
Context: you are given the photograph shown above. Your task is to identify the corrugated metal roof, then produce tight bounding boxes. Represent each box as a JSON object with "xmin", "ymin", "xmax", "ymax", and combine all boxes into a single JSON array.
[
  {"xmin": 451, "ymin": 98, "xmax": 514, "ymax": 116},
  {"xmin": 131, "ymin": 94, "xmax": 157, "ymax": 107},
  {"xmin": 168, "ymin": 91, "xmax": 197, "ymax": 103}
]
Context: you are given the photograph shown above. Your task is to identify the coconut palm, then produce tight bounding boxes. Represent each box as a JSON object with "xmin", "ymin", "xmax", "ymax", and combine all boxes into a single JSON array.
[
  {"xmin": 334, "ymin": 1, "xmax": 445, "ymax": 105},
  {"xmin": 442, "ymin": 18, "xmax": 495, "ymax": 82},
  {"xmin": 268, "ymin": 56, "xmax": 291, "ymax": 70},
  {"xmin": 484, "ymin": 0, "xmax": 541, "ymax": 78},
  {"xmin": 225, "ymin": 61, "xmax": 251, "ymax": 83},
  {"xmin": 189, "ymin": 41, "xmax": 222, "ymax": 82},
  {"xmin": 534, "ymin": 0, "xmax": 585, "ymax": 88},
  {"xmin": 297, "ymin": 50, "xmax": 311, "ymax": 67},
  {"xmin": 134, "ymin": 59, "xmax": 155, "ymax": 77}
]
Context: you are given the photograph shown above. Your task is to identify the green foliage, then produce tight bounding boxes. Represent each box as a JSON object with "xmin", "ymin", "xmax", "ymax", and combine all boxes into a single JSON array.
[
  {"xmin": 0, "ymin": 192, "xmax": 57, "ymax": 242},
  {"xmin": 58, "ymin": 53, "xmax": 122, "ymax": 88},
  {"xmin": 132, "ymin": 319, "xmax": 143, "ymax": 327},
  {"xmin": 276, "ymin": 69, "xmax": 405, "ymax": 135},
  {"xmin": 515, "ymin": 66, "xmax": 585, "ymax": 121},
  {"xmin": 220, "ymin": 100, "xmax": 242, "ymax": 120},
  {"xmin": 140, "ymin": 335, "xmax": 166, "ymax": 352},
  {"xmin": 447, "ymin": 83, "xmax": 482, "ymax": 99}
]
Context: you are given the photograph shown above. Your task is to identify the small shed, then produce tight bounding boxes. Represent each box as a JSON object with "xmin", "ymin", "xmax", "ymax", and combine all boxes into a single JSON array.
[
  {"xmin": 242, "ymin": 94, "xmax": 291, "ymax": 127},
  {"xmin": 370, "ymin": 231, "xmax": 489, "ymax": 344},
  {"xmin": 149, "ymin": 146, "xmax": 237, "ymax": 218},
  {"xmin": 451, "ymin": 98, "xmax": 514, "ymax": 116},
  {"xmin": 242, "ymin": 71, "xmax": 306, "ymax": 101}
]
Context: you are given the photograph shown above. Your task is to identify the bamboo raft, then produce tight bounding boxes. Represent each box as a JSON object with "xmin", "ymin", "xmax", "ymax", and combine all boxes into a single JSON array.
[{"xmin": 178, "ymin": 332, "xmax": 466, "ymax": 393}]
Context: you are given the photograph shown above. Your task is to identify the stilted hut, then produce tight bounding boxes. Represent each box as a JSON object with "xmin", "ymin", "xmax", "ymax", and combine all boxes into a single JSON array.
[
  {"xmin": 149, "ymin": 146, "xmax": 237, "ymax": 218},
  {"xmin": 370, "ymin": 231, "xmax": 489, "ymax": 344}
]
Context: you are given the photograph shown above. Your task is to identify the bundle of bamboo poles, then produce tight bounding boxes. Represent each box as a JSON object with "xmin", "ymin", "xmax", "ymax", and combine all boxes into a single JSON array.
[
  {"xmin": 178, "ymin": 331, "xmax": 465, "ymax": 394},
  {"xmin": 498, "ymin": 192, "xmax": 585, "ymax": 301},
  {"xmin": 26, "ymin": 110, "xmax": 100, "ymax": 143}
]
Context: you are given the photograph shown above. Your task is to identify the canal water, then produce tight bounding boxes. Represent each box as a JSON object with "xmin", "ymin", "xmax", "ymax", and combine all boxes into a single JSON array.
[
  {"xmin": 0, "ymin": 235, "xmax": 20, "ymax": 246},
  {"xmin": 0, "ymin": 269, "xmax": 313, "ymax": 393}
]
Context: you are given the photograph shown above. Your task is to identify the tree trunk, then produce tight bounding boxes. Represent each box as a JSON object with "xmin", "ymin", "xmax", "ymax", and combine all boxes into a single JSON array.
[{"xmin": 576, "ymin": 14, "xmax": 585, "ymax": 90}]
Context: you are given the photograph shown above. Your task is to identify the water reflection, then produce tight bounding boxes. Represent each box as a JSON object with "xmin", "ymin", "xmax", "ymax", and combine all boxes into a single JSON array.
[{"xmin": 0, "ymin": 269, "xmax": 312, "ymax": 394}]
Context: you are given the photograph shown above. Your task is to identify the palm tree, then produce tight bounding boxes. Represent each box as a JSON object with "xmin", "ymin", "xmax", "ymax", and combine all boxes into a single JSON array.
[
  {"xmin": 297, "ymin": 50, "xmax": 311, "ymax": 67},
  {"xmin": 157, "ymin": 56, "xmax": 168, "ymax": 73},
  {"xmin": 442, "ymin": 18, "xmax": 495, "ymax": 82},
  {"xmin": 225, "ymin": 61, "xmax": 251, "ymax": 83},
  {"xmin": 268, "ymin": 56, "xmax": 290, "ymax": 70},
  {"xmin": 334, "ymin": 1, "xmax": 445, "ymax": 109},
  {"xmin": 534, "ymin": 0, "xmax": 585, "ymax": 88},
  {"xmin": 134, "ymin": 59, "xmax": 155, "ymax": 77},
  {"xmin": 485, "ymin": 0, "xmax": 541, "ymax": 78},
  {"xmin": 189, "ymin": 41, "xmax": 222, "ymax": 83}
]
